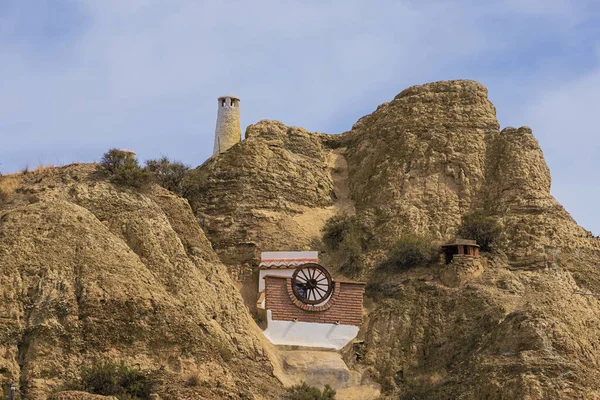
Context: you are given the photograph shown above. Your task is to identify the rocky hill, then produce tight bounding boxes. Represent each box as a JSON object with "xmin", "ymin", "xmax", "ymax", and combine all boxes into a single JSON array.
[
  {"xmin": 187, "ymin": 80, "xmax": 600, "ymax": 398},
  {"xmin": 185, "ymin": 120, "xmax": 337, "ymax": 270},
  {"xmin": 341, "ymin": 81, "xmax": 595, "ymax": 265},
  {"xmin": 0, "ymin": 165, "xmax": 283, "ymax": 399},
  {"xmin": 184, "ymin": 120, "xmax": 343, "ymax": 304},
  {"xmin": 2, "ymin": 79, "xmax": 600, "ymax": 399}
]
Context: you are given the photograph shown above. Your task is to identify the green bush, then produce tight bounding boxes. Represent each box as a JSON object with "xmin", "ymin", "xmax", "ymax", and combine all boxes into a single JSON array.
[
  {"xmin": 321, "ymin": 214, "xmax": 372, "ymax": 277},
  {"xmin": 336, "ymin": 230, "xmax": 365, "ymax": 277},
  {"xmin": 77, "ymin": 361, "xmax": 155, "ymax": 400},
  {"xmin": 284, "ymin": 382, "xmax": 336, "ymax": 400},
  {"xmin": 178, "ymin": 167, "xmax": 204, "ymax": 201},
  {"xmin": 322, "ymin": 214, "xmax": 354, "ymax": 251},
  {"xmin": 378, "ymin": 234, "xmax": 439, "ymax": 272},
  {"xmin": 144, "ymin": 157, "xmax": 189, "ymax": 195},
  {"xmin": 97, "ymin": 149, "xmax": 151, "ymax": 188},
  {"xmin": 457, "ymin": 211, "xmax": 501, "ymax": 252}
]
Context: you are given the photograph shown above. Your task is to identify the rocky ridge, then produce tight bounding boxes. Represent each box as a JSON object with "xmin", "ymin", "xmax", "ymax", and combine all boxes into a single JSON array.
[
  {"xmin": 189, "ymin": 80, "xmax": 600, "ymax": 398},
  {"xmin": 0, "ymin": 165, "xmax": 283, "ymax": 399},
  {"xmin": 192, "ymin": 80, "xmax": 598, "ymax": 272},
  {"xmin": 2, "ymin": 79, "xmax": 600, "ymax": 399},
  {"xmin": 184, "ymin": 120, "xmax": 342, "ymax": 305}
]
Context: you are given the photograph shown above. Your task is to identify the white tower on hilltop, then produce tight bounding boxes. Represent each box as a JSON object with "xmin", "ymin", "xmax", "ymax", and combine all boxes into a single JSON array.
[{"xmin": 213, "ymin": 95, "xmax": 241, "ymax": 155}]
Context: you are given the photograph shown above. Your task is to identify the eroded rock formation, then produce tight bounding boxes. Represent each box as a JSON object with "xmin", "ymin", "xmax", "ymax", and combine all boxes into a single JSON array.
[
  {"xmin": 343, "ymin": 80, "xmax": 498, "ymax": 241},
  {"xmin": 187, "ymin": 79, "xmax": 600, "ymax": 398},
  {"xmin": 185, "ymin": 120, "xmax": 339, "ymax": 290},
  {"xmin": 3, "ymin": 79, "xmax": 600, "ymax": 399},
  {"xmin": 0, "ymin": 165, "xmax": 282, "ymax": 399}
]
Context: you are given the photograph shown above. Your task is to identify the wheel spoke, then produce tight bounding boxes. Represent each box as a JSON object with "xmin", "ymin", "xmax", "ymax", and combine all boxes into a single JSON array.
[
  {"xmin": 301, "ymin": 269, "xmax": 310, "ymax": 281},
  {"xmin": 293, "ymin": 264, "xmax": 332, "ymax": 304}
]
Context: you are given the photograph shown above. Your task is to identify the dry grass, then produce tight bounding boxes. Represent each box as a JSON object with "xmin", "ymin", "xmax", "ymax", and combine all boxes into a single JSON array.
[
  {"xmin": 21, "ymin": 164, "xmax": 56, "ymax": 176},
  {"xmin": 185, "ymin": 371, "xmax": 204, "ymax": 387},
  {"xmin": 429, "ymin": 371, "xmax": 446, "ymax": 384},
  {"xmin": 0, "ymin": 176, "xmax": 20, "ymax": 202},
  {"xmin": 216, "ymin": 341, "xmax": 233, "ymax": 362},
  {"xmin": 32, "ymin": 164, "xmax": 55, "ymax": 173}
]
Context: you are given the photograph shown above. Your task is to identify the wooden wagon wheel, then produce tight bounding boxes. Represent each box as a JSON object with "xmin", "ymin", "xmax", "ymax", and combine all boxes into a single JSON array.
[{"xmin": 292, "ymin": 263, "xmax": 333, "ymax": 305}]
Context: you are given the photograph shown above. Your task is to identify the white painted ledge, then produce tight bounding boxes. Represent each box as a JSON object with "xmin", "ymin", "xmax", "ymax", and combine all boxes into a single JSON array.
[{"xmin": 262, "ymin": 310, "xmax": 359, "ymax": 350}]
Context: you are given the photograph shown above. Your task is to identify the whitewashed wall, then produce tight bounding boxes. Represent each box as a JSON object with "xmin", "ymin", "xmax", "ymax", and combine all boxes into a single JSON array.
[{"xmin": 262, "ymin": 310, "xmax": 359, "ymax": 349}]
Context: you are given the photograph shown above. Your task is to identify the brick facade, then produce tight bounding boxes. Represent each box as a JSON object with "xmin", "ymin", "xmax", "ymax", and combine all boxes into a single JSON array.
[{"xmin": 264, "ymin": 275, "xmax": 366, "ymax": 326}]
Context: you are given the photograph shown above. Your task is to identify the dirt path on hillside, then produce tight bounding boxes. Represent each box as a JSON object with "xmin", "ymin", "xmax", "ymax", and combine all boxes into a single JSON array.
[
  {"xmin": 291, "ymin": 148, "xmax": 355, "ymax": 241},
  {"xmin": 269, "ymin": 347, "xmax": 380, "ymax": 399}
]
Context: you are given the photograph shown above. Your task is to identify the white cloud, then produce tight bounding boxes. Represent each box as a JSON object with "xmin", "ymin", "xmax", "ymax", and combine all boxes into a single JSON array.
[{"xmin": 521, "ymin": 49, "xmax": 600, "ymax": 233}]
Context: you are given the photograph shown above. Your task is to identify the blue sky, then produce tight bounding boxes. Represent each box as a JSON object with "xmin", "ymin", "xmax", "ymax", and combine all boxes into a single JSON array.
[{"xmin": 1, "ymin": 0, "xmax": 599, "ymax": 234}]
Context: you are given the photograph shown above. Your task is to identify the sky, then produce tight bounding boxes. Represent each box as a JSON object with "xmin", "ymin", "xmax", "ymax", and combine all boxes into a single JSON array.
[{"xmin": 1, "ymin": 0, "xmax": 599, "ymax": 234}]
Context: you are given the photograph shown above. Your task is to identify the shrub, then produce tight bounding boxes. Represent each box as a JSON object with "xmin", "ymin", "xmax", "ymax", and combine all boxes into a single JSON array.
[
  {"xmin": 284, "ymin": 382, "xmax": 336, "ymax": 400},
  {"xmin": 97, "ymin": 149, "xmax": 151, "ymax": 188},
  {"xmin": 144, "ymin": 157, "xmax": 189, "ymax": 195},
  {"xmin": 178, "ymin": 168, "xmax": 205, "ymax": 201},
  {"xmin": 321, "ymin": 214, "xmax": 372, "ymax": 277},
  {"xmin": 336, "ymin": 230, "xmax": 365, "ymax": 277},
  {"xmin": 322, "ymin": 214, "xmax": 360, "ymax": 251},
  {"xmin": 378, "ymin": 234, "xmax": 439, "ymax": 272},
  {"xmin": 77, "ymin": 361, "xmax": 155, "ymax": 400},
  {"xmin": 365, "ymin": 282, "xmax": 401, "ymax": 300},
  {"xmin": 457, "ymin": 211, "xmax": 501, "ymax": 252},
  {"xmin": 185, "ymin": 372, "xmax": 203, "ymax": 387}
]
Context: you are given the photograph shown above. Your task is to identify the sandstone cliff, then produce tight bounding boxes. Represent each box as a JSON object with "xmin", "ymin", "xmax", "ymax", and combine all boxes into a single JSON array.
[
  {"xmin": 343, "ymin": 80, "xmax": 498, "ymax": 241},
  {"xmin": 187, "ymin": 80, "xmax": 600, "ymax": 398},
  {"xmin": 3, "ymin": 79, "xmax": 600, "ymax": 399},
  {"xmin": 192, "ymin": 81, "xmax": 598, "ymax": 269},
  {"xmin": 0, "ymin": 165, "xmax": 283, "ymax": 399},
  {"xmin": 483, "ymin": 126, "xmax": 595, "ymax": 268},
  {"xmin": 184, "ymin": 120, "xmax": 345, "ymax": 305}
]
